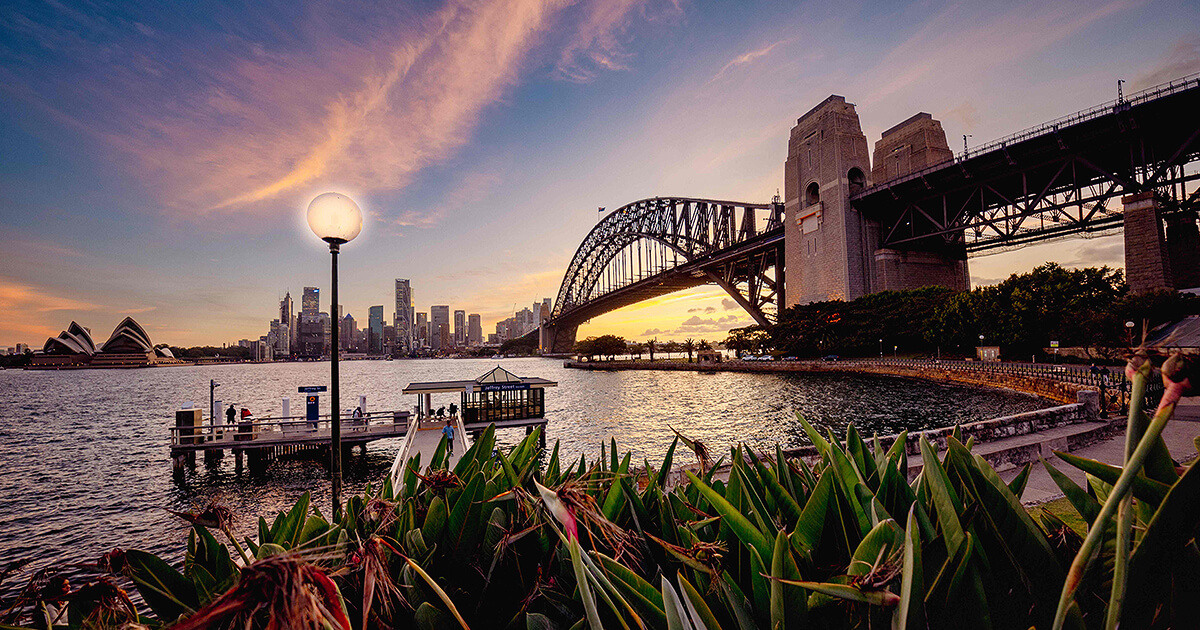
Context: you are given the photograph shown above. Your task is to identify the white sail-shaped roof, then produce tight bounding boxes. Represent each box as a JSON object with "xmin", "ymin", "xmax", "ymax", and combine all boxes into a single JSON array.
[
  {"xmin": 42, "ymin": 321, "xmax": 97, "ymax": 355},
  {"xmin": 475, "ymin": 366, "xmax": 523, "ymax": 383},
  {"xmin": 101, "ymin": 317, "xmax": 154, "ymax": 353}
]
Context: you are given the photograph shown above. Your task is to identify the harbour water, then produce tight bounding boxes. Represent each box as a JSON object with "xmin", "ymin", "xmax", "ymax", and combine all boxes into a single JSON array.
[{"xmin": 0, "ymin": 357, "xmax": 1048, "ymax": 572}]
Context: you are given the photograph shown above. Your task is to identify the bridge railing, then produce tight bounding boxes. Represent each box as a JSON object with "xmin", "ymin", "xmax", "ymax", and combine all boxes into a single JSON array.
[{"xmin": 856, "ymin": 72, "xmax": 1200, "ymax": 196}]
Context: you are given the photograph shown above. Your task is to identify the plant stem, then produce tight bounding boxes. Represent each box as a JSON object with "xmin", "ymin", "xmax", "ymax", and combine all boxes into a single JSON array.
[
  {"xmin": 222, "ymin": 526, "xmax": 252, "ymax": 566},
  {"xmin": 1105, "ymin": 364, "xmax": 1147, "ymax": 629},
  {"xmin": 1053, "ymin": 398, "xmax": 1177, "ymax": 630}
]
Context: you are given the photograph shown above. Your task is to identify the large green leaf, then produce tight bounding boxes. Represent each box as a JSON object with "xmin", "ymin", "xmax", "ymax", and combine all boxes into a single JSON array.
[
  {"xmin": 1041, "ymin": 458, "xmax": 1100, "ymax": 525},
  {"xmin": 124, "ymin": 549, "xmax": 199, "ymax": 624},
  {"xmin": 919, "ymin": 437, "xmax": 965, "ymax": 556},
  {"xmin": 893, "ymin": 506, "xmax": 924, "ymax": 630},
  {"xmin": 685, "ymin": 471, "xmax": 771, "ymax": 561},
  {"xmin": 678, "ymin": 573, "xmax": 722, "ymax": 630},
  {"xmin": 595, "ymin": 552, "xmax": 667, "ymax": 627},
  {"xmin": 1121, "ymin": 460, "xmax": 1200, "ymax": 627},
  {"xmin": 847, "ymin": 519, "xmax": 903, "ymax": 577},
  {"xmin": 769, "ymin": 530, "xmax": 806, "ymax": 629},
  {"xmin": 1054, "ymin": 451, "xmax": 1171, "ymax": 505}
]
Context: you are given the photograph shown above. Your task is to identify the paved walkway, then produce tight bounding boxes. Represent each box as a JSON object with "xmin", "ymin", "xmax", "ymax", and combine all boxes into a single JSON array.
[{"xmin": 1000, "ymin": 399, "xmax": 1200, "ymax": 504}]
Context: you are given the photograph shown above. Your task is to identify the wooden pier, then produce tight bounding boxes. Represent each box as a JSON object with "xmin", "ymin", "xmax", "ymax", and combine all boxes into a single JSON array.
[{"xmin": 170, "ymin": 409, "xmax": 413, "ymax": 471}]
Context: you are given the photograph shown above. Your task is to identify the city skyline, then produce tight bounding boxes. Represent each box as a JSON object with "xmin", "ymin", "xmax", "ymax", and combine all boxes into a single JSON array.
[{"xmin": 2, "ymin": 0, "xmax": 1199, "ymax": 347}]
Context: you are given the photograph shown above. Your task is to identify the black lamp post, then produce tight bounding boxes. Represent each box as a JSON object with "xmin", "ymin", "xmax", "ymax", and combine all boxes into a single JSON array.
[{"xmin": 306, "ymin": 192, "xmax": 363, "ymax": 516}]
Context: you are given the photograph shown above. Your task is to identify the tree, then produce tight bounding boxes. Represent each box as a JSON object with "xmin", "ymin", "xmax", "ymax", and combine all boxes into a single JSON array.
[
  {"xmin": 683, "ymin": 338, "xmax": 696, "ymax": 363},
  {"xmin": 647, "ymin": 338, "xmax": 657, "ymax": 362}
]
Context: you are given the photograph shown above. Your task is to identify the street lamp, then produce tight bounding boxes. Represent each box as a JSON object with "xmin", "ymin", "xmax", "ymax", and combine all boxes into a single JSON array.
[
  {"xmin": 307, "ymin": 192, "xmax": 363, "ymax": 517},
  {"xmin": 878, "ymin": 338, "xmax": 883, "ymax": 359},
  {"xmin": 1125, "ymin": 320, "xmax": 1135, "ymax": 347}
]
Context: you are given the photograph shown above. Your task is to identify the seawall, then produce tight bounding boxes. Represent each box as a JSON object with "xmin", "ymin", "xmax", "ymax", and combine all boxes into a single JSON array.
[{"xmin": 563, "ymin": 359, "xmax": 1092, "ymax": 404}]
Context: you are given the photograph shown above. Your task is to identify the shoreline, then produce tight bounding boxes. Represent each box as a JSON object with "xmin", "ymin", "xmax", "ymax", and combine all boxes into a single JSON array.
[{"xmin": 563, "ymin": 358, "xmax": 1098, "ymax": 405}]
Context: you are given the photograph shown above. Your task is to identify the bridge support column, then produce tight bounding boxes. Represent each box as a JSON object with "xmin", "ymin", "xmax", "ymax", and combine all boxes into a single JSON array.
[
  {"xmin": 541, "ymin": 322, "xmax": 578, "ymax": 355},
  {"xmin": 1123, "ymin": 192, "xmax": 1173, "ymax": 294},
  {"xmin": 873, "ymin": 248, "xmax": 969, "ymax": 292},
  {"xmin": 1166, "ymin": 211, "xmax": 1200, "ymax": 290}
]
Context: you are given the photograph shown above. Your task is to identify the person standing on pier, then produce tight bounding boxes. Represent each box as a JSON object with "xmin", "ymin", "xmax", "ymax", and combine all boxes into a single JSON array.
[
  {"xmin": 442, "ymin": 419, "xmax": 455, "ymax": 456},
  {"xmin": 449, "ymin": 402, "xmax": 458, "ymax": 418},
  {"xmin": 226, "ymin": 403, "xmax": 236, "ymax": 425}
]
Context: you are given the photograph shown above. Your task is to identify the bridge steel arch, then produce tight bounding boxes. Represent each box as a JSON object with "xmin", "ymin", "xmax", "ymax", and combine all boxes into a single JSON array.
[{"xmin": 543, "ymin": 197, "xmax": 784, "ymax": 353}]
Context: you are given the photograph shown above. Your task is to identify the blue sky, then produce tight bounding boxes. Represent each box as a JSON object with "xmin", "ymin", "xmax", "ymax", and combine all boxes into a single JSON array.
[{"xmin": 2, "ymin": 0, "xmax": 1198, "ymax": 347}]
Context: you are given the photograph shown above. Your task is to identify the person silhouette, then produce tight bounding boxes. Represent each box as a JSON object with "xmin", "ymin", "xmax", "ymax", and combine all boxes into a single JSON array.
[{"xmin": 442, "ymin": 419, "xmax": 455, "ymax": 456}]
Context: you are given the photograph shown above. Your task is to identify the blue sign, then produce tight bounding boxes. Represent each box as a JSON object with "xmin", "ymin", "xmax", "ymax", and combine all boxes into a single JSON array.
[
  {"xmin": 480, "ymin": 383, "xmax": 530, "ymax": 392},
  {"xmin": 298, "ymin": 385, "xmax": 327, "ymax": 393},
  {"xmin": 306, "ymin": 395, "xmax": 320, "ymax": 422}
]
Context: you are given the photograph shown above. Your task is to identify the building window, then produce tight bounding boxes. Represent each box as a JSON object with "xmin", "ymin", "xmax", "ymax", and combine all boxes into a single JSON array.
[
  {"xmin": 848, "ymin": 168, "xmax": 865, "ymax": 194},
  {"xmin": 805, "ymin": 182, "xmax": 820, "ymax": 206}
]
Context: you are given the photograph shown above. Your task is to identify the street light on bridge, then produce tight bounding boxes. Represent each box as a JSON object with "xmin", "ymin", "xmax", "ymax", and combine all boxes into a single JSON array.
[{"xmin": 307, "ymin": 191, "xmax": 363, "ymax": 518}]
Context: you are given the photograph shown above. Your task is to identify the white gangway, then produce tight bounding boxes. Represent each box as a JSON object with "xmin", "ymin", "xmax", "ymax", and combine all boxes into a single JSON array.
[{"xmin": 388, "ymin": 414, "xmax": 468, "ymax": 489}]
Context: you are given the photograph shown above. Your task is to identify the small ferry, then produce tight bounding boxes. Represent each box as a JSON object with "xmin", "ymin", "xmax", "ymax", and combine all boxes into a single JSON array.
[{"xmin": 388, "ymin": 366, "xmax": 556, "ymax": 488}]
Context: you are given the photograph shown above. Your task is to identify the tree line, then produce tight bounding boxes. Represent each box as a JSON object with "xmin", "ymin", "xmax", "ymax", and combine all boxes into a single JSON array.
[{"xmin": 728, "ymin": 263, "xmax": 1198, "ymax": 361}]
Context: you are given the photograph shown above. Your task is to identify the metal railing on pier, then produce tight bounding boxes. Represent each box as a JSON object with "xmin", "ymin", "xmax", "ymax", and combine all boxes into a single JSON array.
[{"xmin": 170, "ymin": 409, "xmax": 412, "ymax": 450}]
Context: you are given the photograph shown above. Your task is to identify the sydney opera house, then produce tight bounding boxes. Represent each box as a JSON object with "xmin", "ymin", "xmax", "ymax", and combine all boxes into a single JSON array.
[{"xmin": 31, "ymin": 317, "xmax": 180, "ymax": 368}]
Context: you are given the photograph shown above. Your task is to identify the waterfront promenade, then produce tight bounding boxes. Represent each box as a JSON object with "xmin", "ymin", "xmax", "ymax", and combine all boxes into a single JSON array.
[
  {"xmin": 564, "ymin": 357, "xmax": 1128, "ymax": 406},
  {"xmin": 1002, "ymin": 398, "xmax": 1200, "ymax": 504}
]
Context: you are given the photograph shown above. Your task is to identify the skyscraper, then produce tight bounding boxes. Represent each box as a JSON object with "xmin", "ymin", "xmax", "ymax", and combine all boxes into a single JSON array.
[
  {"xmin": 394, "ymin": 279, "xmax": 412, "ymax": 353},
  {"xmin": 280, "ymin": 292, "xmax": 294, "ymax": 353},
  {"xmin": 454, "ymin": 310, "xmax": 466, "ymax": 346},
  {"xmin": 297, "ymin": 287, "xmax": 323, "ymax": 358},
  {"xmin": 340, "ymin": 314, "xmax": 357, "ymax": 351},
  {"xmin": 368, "ymin": 306, "xmax": 384, "ymax": 354},
  {"xmin": 416, "ymin": 312, "xmax": 428, "ymax": 347},
  {"xmin": 302, "ymin": 287, "xmax": 319, "ymax": 315},
  {"xmin": 468, "ymin": 314, "xmax": 482, "ymax": 346},
  {"xmin": 430, "ymin": 305, "xmax": 449, "ymax": 351}
]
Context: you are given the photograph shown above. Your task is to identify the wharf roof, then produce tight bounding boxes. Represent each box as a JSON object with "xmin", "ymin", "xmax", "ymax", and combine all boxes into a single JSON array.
[{"xmin": 402, "ymin": 365, "xmax": 557, "ymax": 394}]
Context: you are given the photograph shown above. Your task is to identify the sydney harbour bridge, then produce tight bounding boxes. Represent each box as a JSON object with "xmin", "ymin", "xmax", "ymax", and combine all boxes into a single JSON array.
[{"xmin": 541, "ymin": 74, "xmax": 1200, "ymax": 353}]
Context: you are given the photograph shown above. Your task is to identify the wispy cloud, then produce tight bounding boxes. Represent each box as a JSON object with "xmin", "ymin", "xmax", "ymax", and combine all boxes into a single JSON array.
[
  {"xmin": 1131, "ymin": 35, "xmax": 1200, "ymax": 90},
  {"xmin": 553, "ymin": 0, "xmax": 680, "ymax": 82},
  {"xmin": 0, "ymin": 279, "xmax": 101, "ymax": 342},
  {"xmin": 3, "ymin": 0, "xmax": 670, "ymax": 219},
  {"xmin": 709, "ymin": 39, "xmax": 788, "ymax": 83},
  {"xmin": 863, "ymin": 0, "xmax": 1140, "ymax": 105}
]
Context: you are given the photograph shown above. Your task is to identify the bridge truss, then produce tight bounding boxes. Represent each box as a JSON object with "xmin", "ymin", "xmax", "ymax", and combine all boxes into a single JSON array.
[
  {"xmin": 853, "ymin": 74, "xmax": 1200, "ymax": 253},
  {"xmin": 547, "ymin": 197, "xmax": 783, "ymax": 349}
]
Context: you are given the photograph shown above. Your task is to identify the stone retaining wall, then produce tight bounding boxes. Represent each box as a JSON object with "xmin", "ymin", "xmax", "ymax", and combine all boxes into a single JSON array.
[
  {"xmin": 563, "ymin": 359, "xmax": 1090, "ymax": 404},
  {"xmin": 779, "ymin": 389, "xmax": 1102, "ymax": 460}
]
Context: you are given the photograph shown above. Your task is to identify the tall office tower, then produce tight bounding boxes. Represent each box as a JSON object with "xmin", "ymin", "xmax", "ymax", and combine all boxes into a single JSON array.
[
  {"xmin": 468, "ymin": 314, "xmax": 482, "ymax": 346},
  {"xmin": 302, "ymin": 287, "xmax": 319, "ymax": 316},
  {"xmin": 541, "ymin": 298, "xmax": 552, "ymax": 322},
  {"xmin": 430, "ymin": 305, "xmax": 450, "ymax": 351},
  {"xmin": 453, "ymin": 310, "xmax": 466, "ymax": 346},
  {"xmin": 408, "ymin": 306, "xmax": 415, "ymax": 347},
  {"xmin": 368, "ymin": 306, "xmax": 384, "ymax": 353},
  {"xmin": 394, "ymin": 279, "xmax": 412, "ymax": 353},
  {"xmin": 319, "ymin": 312, "xmax": 331, "ymax": 353},
  {"xmin": 340, "ymin": 314, "xmax": 357, "ymax": 351},
  {"xmin": 280, "ymin": 292, "xmax": 295, "ymax": 352},
  {"xmin": 415, "ymin": 312, "xmax": 428, "ymax": 347}
]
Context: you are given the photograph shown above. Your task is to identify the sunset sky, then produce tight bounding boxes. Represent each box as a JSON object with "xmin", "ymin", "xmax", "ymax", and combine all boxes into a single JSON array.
[{"xmin": 2, "ymin": 0, "xmax": 1198, "ymax": 348}]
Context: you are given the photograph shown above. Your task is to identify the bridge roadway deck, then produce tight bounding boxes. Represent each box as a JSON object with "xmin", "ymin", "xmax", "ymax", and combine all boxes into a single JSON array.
[{"xmin": 851, "ymin": 74, "xmax": 1200, "ymax": 250}]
